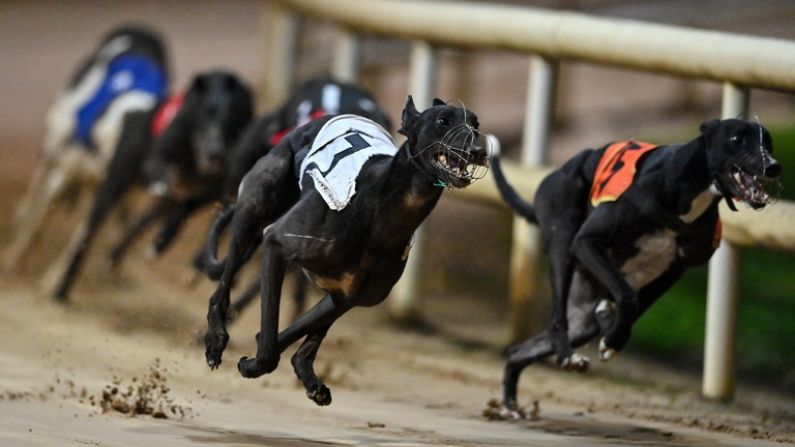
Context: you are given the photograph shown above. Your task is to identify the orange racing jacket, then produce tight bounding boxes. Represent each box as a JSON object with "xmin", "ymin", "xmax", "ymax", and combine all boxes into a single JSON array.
[{"xmin": 588, "ymin": 140, "xmax": 721, "ymax": 247}]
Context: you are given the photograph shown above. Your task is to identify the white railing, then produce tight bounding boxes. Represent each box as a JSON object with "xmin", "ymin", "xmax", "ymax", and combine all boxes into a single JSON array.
[{"xmin": 269, "ymin": 0, "xmax": 795, "ymax": 400}]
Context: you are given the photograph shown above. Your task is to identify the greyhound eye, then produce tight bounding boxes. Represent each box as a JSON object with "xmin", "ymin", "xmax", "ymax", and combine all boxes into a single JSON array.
[
  {"xmin": 729, "ymin": 134, "xmax": 743, "ymax": 146},
  {"xmin": 436, "ymin": 117, "xmax": 449, "ymax": 127}
]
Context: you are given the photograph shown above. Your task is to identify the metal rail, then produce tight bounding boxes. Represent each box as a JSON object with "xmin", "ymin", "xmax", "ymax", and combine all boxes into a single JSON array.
[
  {"xmin": 281, "ymin": 0, "xmax": 795, "ymax": 90},
  {"xmin": 274, "ymin": 0, "xmax": 795, "ymax": 400}
]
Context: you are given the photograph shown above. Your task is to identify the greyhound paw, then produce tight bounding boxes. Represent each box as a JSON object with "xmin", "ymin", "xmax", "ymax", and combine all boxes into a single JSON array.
[
  {"xmin": 599, "ymin": 338, "xmax": 619, "ymax": 361},
  {"xmin": 560, "ymin": 353, "xmax": 590, "ymax": 372},
  {"xmin": 601, "ymin": 319, "xmax": 632, "ymax": 359},
  {"xmin": 237, "ymin": 356, "xmax": 263, "ymax": 378},
  {"xmin": 204, "ymin": 331, "xmax": 229, "ymax": 369},
  {"xmin": 306, "ymin": 383, "xmax": 332, "ymax": 406},
  {"xmin": 483, "ymin": 398, "xmax": 539, "ymax": 421},
  {"xmin": 237, "ymin": 356, "xmax": 278, "ymax": 378},
  {"xmin": 594, "ymin": 299, "xmax": 616, "ymax": 328}
]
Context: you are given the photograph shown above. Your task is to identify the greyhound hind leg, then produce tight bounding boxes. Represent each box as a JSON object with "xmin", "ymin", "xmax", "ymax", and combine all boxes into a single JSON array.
[
  {"xmin": 5, "ymin": 161, "xmax": 68, "ymax": 271},
  {"xmin": 498, "ymin": 271, "xmax": 599, "ymax": 419}
]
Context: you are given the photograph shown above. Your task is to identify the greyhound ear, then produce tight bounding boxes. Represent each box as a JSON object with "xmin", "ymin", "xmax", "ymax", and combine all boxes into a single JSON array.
[
  {"xmin": 432, "ymin": 98, "xmax": 446, "ymax": 107},
  {"xmin": 399, "ymin": 95, "xmax": 420, "ymax": 136},
  {"xmin": 190, "ymin": 76, "xmax": 206, "ymax": 95},
  {"xmin": 224, "ymin": 74, "xmax": 239, "ymax": 90},
  {"xmin": 700, "ymin": 119, "xmax": 721, "ymax": 136}
]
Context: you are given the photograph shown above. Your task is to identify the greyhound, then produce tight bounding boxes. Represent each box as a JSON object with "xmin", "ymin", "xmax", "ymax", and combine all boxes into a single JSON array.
[
  {"xmin": 202, "ymin": 77, "xmax": 392, "ymax": 323},
  {"xmin": 5, "ymin": 25, "xmax": 168, "ymax": 273},
  {"xmin": 203, "ymin": 97, "xmax": 489, "ymax": 406},
  {"xmin": 51, "ymin": 70, "xmax": 253, "ymax": 301},
  {"xmin": 487, "ymin": 119, "xmax": 781, "ymax": 419},
  {"xmin": 104, "ymin": 71, "xmax": 255, "ymax": 270}
]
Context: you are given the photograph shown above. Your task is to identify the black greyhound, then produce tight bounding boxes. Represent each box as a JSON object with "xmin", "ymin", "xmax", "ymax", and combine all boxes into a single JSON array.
[
  {"xmin": 202, "ymin": 77, "xmax": 392, "ymax": 323},
  {"xmin": 6, "ymin": 25, "xmax": 168, "ymax": 274},
  {"xmin": 203, "ymin": 97, "xmax": 489, "ymax": 406},
  {"xmin": 106, "ymin": 71, "xmax": 254, "ymax": 268},
  {"xmin": 487, "ymin": 119, "xmax": 781, "ymax": 419},
  {"xmin": 52, "ymin": 70, "xmax": 253, "ymax": 301}
]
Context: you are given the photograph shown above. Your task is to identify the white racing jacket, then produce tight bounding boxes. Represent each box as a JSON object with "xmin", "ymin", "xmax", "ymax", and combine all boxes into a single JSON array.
[{"xmin": 299, "ymin": 114, "xmax": 397, "ymax": 211}]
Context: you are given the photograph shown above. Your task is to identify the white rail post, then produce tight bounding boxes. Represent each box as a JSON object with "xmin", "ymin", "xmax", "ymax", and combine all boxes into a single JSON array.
[
  {"xmin": 388, "ymin": 40, "xmax": 437, "ymax": 322},
  {"xmin": 508, "ymin": 56, "xmax": 558, "ymax": 342},
  {"xmin": 332, "ymin": 29, "xmax": 360, "ymax": 83},
  {"xmin": 703, "ymin": 82, "xmax": 749, "ymax": 401},
  {"xmin": 262, "ymin": 2, "xmax": 299, "ymax": 109}
]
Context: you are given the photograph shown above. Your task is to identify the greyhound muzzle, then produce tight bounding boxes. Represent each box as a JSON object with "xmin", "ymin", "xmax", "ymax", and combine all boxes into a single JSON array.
[
  {"xmin": 717, "ymin": 150, "xmax": 782, "ymax": 210},
  {"xmin": 425, "ymin": 124, "xmax": 491, "ymax": 188}
]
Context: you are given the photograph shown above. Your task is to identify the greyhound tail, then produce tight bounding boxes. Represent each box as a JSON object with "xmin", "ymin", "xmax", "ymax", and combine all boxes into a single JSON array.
[
  {"xmin": 487, "ymin": 135, "xmax": 537, "ymax": 224},
  {"xmin": 203, "ymin": 205, "xmax": 235, "ymax": 280}
]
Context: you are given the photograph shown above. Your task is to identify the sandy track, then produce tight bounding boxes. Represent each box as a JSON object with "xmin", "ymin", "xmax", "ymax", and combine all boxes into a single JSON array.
[{"xmin": 0, "ymin": 257, "xmax": 793, "ymax": 447}]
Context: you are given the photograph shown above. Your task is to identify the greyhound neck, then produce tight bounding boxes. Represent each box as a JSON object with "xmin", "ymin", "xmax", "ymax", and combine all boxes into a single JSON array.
[
  {"xmin": 661, "ymin": 137, "xmax": 719, "ymax": 213},
  {"xmin": 366, "ymin": 142, "xmax": 443, "ymax": 250}
]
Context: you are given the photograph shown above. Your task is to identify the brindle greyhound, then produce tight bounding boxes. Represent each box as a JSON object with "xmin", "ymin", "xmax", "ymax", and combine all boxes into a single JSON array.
[
  {"xmin": 201, "ymin": 77, "xmax": 392, "ymax": 323},
  {"xmin": 5, "ymin": 25, "xmax": 168, "ymax": 274},
  {"xmin": 203, "ymin": 97, "xmax": 489, "ymax": 406},
  {"xmin": 488, "ymin": 119, "xmax": 781, "ymax": 418},
  {"xmin": 52, "ymin": 70, "xmax": 253, "ymax": 301}
]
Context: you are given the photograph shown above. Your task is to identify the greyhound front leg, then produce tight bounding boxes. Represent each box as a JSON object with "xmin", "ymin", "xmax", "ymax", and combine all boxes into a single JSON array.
[
  {"xmin": 291, "ymin": 324, "xmax": 333, "ymax": 406},
  {"xmin": 289, "ymin": 270, "xmax": 308, "ymax": 323},
  {"xmin": 570, "ymin": 206, "xmax": 638, "ymax": 359},
  {"xmin": 204, "ymin": 207, "xmax": 262, "ymax": 368},
  {"xmin": 572, "ymin": 245, "xmax": 636, "ymax": 358},
  {"xmin": 257, "ymin": 294, "xmax": 351, "ymax": 403},
  {"xmin": 237, "ymin": 239, "xmax": 287, "ymax": 378}
]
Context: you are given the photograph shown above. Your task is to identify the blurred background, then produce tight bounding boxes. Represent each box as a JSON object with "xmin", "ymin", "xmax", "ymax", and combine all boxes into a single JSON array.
[{"xmin": 1, "ymin": 0, "xmax": 794, "ymax": 396}]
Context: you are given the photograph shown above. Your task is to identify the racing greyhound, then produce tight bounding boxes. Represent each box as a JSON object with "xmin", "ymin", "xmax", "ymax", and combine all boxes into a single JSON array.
[
  {"xmin": 51, "ymin": 70, "xmax": 253, "ymax": 301},
  {"xmin": 203, "ymin": 97, "xmax": 489, "ymax": 406},
  {"xmin": 105, "ymin": 71, "xmax": 255, "ymax": 270},
  {"xmin": 202, "ymin": 77, "xmax": 392, "ymax": 323},
  {"xmin": 5, "ymin": 25, "xmax": 168, "ymax": 272},
  {"xmin": 488, "ymin": 118, "xmax": 781, "ymax": 418}
]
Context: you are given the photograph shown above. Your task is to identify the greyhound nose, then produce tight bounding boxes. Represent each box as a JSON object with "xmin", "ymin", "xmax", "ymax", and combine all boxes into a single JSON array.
[{"xmin": 765, "ymin": 160, "xmax": 782, "ymax": 179}]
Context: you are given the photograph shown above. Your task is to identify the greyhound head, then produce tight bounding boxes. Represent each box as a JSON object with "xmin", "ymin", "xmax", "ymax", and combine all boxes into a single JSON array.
[
  {"xmin": 185, "ymin": 71, "xmax": 253, "ymax": 176},
  {"xmin": 98, "ymin": 25, "xmax": 167, "ymax": 67},
  {"xmin": 701, "ymin": 119, "xmax": 782, "ymax": 210},
  {"xmin": 399, "ymin": 96, "xmax": 489, "ymax": 188}
]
